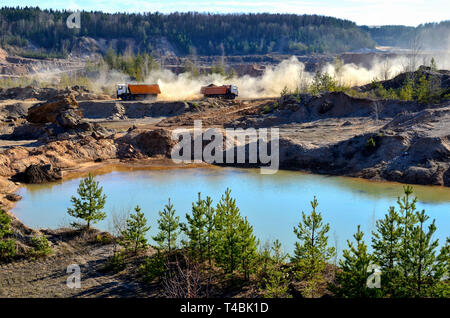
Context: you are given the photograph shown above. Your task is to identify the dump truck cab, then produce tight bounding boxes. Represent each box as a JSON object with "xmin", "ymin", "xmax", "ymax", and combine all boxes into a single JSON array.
[
  {"xmin": 230, "ymin": 85, "xmax": 239, "ymax": 97},
  {"xmin": 116, "ymin": 84, "xmax": 128, "ymax": 98}
]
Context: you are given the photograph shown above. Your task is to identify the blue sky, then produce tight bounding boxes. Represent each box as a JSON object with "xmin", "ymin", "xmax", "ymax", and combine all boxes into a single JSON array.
[{"xmin": 2, "ymin": 0, "xmax": 449, "ymax": 26}]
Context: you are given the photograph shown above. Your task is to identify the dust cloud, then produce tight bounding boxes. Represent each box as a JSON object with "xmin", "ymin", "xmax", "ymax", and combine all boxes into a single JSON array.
[
  {"xmin": 36, "ymin": 52, "xmax": 450, "ymax": 101},
  {"xmin": 146, "ymin": 54, "xmax": 450, "ymax": 101}
]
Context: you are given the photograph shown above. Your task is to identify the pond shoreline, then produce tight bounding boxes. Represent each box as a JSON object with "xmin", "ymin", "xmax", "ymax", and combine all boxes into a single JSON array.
[{"xmin": 4, "ymin": 156, "xmax": 450, "ymax": 230}]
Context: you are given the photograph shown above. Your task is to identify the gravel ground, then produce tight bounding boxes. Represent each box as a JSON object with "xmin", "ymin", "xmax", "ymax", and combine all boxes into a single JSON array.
[{"xmin": 0, "ymin": 241, "xmax": 155, "ymax": 298}]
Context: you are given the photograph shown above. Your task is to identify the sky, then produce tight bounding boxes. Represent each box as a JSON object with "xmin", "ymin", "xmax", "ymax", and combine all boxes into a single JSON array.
[{"xmin": 2, "ymin": 0, "xmax": 449, "ymax": 26}]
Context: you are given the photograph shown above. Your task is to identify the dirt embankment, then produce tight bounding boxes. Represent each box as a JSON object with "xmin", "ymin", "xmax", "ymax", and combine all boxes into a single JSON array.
[{"xmin": 222, "ymin": 91, "xmax": 450, "ymax": 186}]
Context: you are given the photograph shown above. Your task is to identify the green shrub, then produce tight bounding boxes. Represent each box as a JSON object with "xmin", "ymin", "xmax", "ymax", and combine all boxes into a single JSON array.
[
  {"xmin": 259, "ymin": 240, "xmax": 292, "ymax": 298},
  {"xmin": 0, "ymin": 209, "xmax": 12, "ymax": 238},
  {"xmin": 0, "ymin": 209, "xmax": 16, "ymax": 261},
  {"xmin": 399, "ymin": 78, "xmax": 414, "ymax": 101},
  {"xmin": 280, "ymin": 86, "xmax": 289, "ymax": 97},
  {"xmin": 0, "ymin": 239, "xmax": 16, "ymax": 261},
  {"xmin": 140, "ymin": 254, "xmax": 167, "ymax": 282},
  {"xmin": 365, "ymin": 137, "xmax": 376, "ymax": 150},
  {"xmin": 262, "ymin": 105, "xmax": 271, "ymax": 114},
  {"xmin": 309, "ymin": 71, "xmax": 339, "ymax": 95},
  {"xmin": 96, "ymin": 233, "xmax": 112, "ymax": 245},
  {"xmin": 30, "ymin": 235, "xmax": 52, "ymax": 257},
  {"xmin": 104, "ymin": 252, "xmax": 126, "ymax": 273}
]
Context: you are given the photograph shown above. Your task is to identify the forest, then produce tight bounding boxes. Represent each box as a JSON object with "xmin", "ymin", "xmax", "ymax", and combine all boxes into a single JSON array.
[
  {"xmin": 363, "ymin": 21, "xmax": 450, "ymax": 49},
  {"xmin": 0, "ymin": 7, "xmax": 375, "ymax": 56},
  {"xmin": 1, "ymin": 7, "xmax": 449, "ymax": 58}
]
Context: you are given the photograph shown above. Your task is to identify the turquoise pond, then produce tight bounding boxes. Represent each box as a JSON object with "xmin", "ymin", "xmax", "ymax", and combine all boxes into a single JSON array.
[{"xmin": 11, "ymin": 167, "xmax": 450, "ymax": 255}]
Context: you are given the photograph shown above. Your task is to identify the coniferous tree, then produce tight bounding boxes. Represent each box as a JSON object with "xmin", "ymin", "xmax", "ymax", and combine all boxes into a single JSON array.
[
  {"xmin": 153, "ymin": 198, "xmax": 180, "ymax": 254},
  {"xmin": 403, "ymin": 210, "xmax": 445, "ymax": 297},
  {"xmin": 214, "ymin": 188, "xmax": 243, "ymax": 274},
  {"xmin": 292, "ymin": 196, "xmax": 335, "ymax": 281},
  {"xmin": 238, "ymin": 216, "xmax": 259, "ymax": 280},
  {"xmin": 370, "ymin": 186, "xmax": 449, "ymax": 297},
  {"xmin": 120, "ymin": 205, "xmax": 151, "ymax": 254},
  {"xmin": 181, "ymin": 192, "xmax": 208, "ymax": 262},
  {"xmin": 438, "ymin": 237, "xmax": 449, "ymax": 274},
  {"xmin": 204, "ymin": 196, "xmax": 216, "ymax": 268},
  {"xmin": 67, "ymin": 173, "xmax": 106, "ymax": 229},
  {"xmin": 433, "ymin": 238, "xmax": 450, "ymax": 297},
  {"xmin": 260, "ymin": 240, "xmax": 291, "ymax": 298},
  {"xmin": 371, "ymin": 206, "xmax": 402, "ymax": 296},
  {"xmin": 397, "ymin": 186, "xmax": 418, "ymax": 280},
  {"xmin": 394, "ymin": 185, "xmax": 437, "ymax": 296},
  {"xmin": 329, "ymin": 225, "xmax": 381, "ymax": 298}
]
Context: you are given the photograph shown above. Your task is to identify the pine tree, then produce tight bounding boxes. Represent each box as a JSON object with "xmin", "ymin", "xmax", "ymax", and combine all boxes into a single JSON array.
[
  {"xmin": 238, "ymin": 216, "xmax": 259, "ymax": 280},
  {"xmin": 260, "ymin": 240, "xmax": 291, "ymax": 298},
  {"xmin": 371, "ymin": 186, "xmax": 449, "ymax": 297},
  {"xmin": 395, "ymin": 186, "xmax": 449, "ymax": 297},
  {"xmin": 120, "ymin": 205, "xmax": 151, "ymax": 255},
  {"xmin": 329, "ymin": 225, "xmax": 380, "ymax": 298},
  {"xmin": 371, "ymin": 206, "xmax": 402, "ymax": 296},
  {"xmin": 438, "ymin": 237, "xmax": 449, "ymax": 275},
  {"xmin": 67, "ymin": 173, "xmax": 106, "ymax": 230},
  {"xmin": 153, "ymin": 198, "xmax": 180, "ymax": 254},
  {"xmin": 434, "ymin": 238, "xmax": 450, "ymax": 297},
  {"xmin": 395, "ymin": 185, "xmax": 421, "ymax": 295},
  {"xmin": 403, "ymin": 210, "xmax": 444, "ymax": 297},
  {"xmin": 214, "ymin": 188, "xmax": 243, "ymax": 274},
  {"xmin": 292, "ymin": 196, "xmax": 335, "ymax": 279},
  {"xmin": 204, "ymin": 196, "xmax": 216, "ymax": 268},
  {"xmin": 181, "ymin": 193, "xmax": 207, "ymax": 262}
]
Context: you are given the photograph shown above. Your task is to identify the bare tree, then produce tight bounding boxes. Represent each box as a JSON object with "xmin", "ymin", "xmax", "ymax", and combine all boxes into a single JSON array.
[
  {"xmin": 334, "ymin": 56, "xmax": 344, "ymax": 86},
  {"xmin": 381, "ymin": 57, "xmax": 392, "ymax": 81},
  {"xmin": 162, "ymin": 254, "xmax": 204, "ymax": 298},
  {"xmin": 107, "ymin": 208, "xmax": 130, "ymax": 253},
  {"xmin": 372, "ymin": 101, "xmax": 381, "ymax": 123},
  {"xmin": 406, "ymin": 29, "xmax": 423, "ymax": 73}
]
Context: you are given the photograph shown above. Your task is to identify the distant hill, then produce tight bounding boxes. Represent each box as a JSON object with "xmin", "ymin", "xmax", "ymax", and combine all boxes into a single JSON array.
[
  {"xmin": 361, "ymin": 21, "xmax": 450, "ymax": 49},
  {"xmin": 0, "ymin": 7, "xmax": 448, "ymax": 58},
  {"xmin": 0, "ymin": 7, "xmax": 375, "ymax": 56}
]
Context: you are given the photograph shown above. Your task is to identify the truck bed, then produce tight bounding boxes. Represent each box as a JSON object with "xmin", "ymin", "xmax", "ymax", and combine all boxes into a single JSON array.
[
  {"xmin": 201, "ymin": 85, "xmax": 228, "ymax": 95},
  {"xmin": 128, "ymin": 84, "xmax": 161, "ymax": 95}
]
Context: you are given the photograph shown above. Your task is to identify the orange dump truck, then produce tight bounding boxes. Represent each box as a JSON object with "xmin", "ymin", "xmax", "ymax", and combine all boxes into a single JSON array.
[
  {"xmin": 116, "ymin": 83, "xmax": 161, "ymax": 100},
  {"xmin": 200, "ymin": 84, "xmax": 238, "ymax": 99}
]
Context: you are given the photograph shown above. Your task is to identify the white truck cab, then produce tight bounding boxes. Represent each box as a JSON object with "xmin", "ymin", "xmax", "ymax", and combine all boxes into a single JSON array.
[
  {"xmin": 230, "ymin": 85, "xmax": 239, "ymax": 97},
  {"xmin": 116, "ymin": 84, "xmax": 128, "ymax": 97}
]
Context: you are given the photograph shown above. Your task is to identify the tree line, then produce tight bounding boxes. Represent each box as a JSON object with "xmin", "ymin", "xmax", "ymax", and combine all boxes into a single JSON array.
[
  {"xmin": 0, "ymin": 7, "xmax": 374, "ymax": 56},
  {"xmin": 64, "ymin": 173, "xmax": 449, "ymax": 298},
  {"xmin": 362, "ymin": 21, "xmax": 450, "ymax": 50}
]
